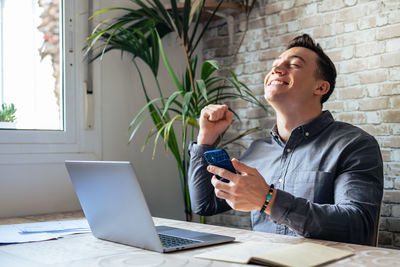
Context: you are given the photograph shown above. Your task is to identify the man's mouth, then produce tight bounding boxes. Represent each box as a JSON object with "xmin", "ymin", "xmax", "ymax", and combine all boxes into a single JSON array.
[{"xmin": 267, "ymin": 79, "xmax": 289, "ymax": 86}]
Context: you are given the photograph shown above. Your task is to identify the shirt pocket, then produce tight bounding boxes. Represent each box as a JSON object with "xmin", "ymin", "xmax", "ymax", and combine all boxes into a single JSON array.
[{"xmin": 292, "ymin": 171, "xmax": 334, "ymax": 204}]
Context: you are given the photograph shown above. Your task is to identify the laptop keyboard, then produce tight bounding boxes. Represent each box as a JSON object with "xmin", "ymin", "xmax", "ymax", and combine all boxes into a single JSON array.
[{"xmin": 158, "ymin": 233, "xmax": 202, "ymax": 248}]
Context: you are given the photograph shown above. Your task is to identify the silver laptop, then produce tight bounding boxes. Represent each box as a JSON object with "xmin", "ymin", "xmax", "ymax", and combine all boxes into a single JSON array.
[{"xmin": 65, "ymin": 160, "xmax": 234, "ymax": 253}]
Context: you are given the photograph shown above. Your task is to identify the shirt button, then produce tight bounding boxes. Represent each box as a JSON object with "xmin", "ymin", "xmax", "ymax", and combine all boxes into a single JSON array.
[
  {"xmin": 305, "ymin": 132, "xmax": 310, "ymax": 137},
  {"xmin": 278, "ymin": 178, "xmax": 283, "ymax": 183},
  {"xmin": 286, "ymin": 148, "xmax": 291, "ymax": 153}
]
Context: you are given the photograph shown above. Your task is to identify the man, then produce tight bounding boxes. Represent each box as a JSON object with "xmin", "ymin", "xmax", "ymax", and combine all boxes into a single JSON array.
[{"xmin": 188, "ymin": 34, "xmax": 383, "ymax": 246}]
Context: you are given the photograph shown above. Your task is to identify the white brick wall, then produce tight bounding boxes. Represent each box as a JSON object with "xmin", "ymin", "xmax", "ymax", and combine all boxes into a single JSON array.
[{"xmin": 202, "ymin": 0, "xmax": 400, "ymax": 248}]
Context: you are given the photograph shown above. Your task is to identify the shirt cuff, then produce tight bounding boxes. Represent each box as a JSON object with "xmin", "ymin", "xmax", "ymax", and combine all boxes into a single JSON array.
[{"xmin": 269, "ymin": 189, "xmax": 295, "ymax": 225}]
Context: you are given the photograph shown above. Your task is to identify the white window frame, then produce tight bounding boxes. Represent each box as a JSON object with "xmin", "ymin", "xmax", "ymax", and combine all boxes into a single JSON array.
[{"xmin": 0, "ymin": 0, "xmax": 100, "ymax": 161}]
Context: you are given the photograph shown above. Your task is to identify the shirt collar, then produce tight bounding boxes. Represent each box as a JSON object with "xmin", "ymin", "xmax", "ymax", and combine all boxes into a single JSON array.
[
  {"xmin": 270, "ymin": 124, "xmax": 285, "ymax": 146},
  {"xmin": 269, "ymin": 110, "xmax": 334, "ymax": 142}
]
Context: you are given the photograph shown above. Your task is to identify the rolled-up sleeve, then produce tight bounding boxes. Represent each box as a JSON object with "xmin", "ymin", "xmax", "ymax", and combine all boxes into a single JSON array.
[
  {"xmin": 188, "ymin": 142, "xmax": 231, "ymax": 216},
  {"xmin": 269, "ymin": 135, "xmax": 383, "ymax": 245}
]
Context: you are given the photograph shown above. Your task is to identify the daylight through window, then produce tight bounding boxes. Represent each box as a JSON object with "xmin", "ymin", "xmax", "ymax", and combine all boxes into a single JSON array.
[{"xmin": 0, "ymin": 0, "xmax": 63, "ymax": 130}]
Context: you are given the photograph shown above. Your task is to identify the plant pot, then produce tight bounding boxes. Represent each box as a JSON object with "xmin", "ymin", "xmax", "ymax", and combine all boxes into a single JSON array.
[{"xmin": 0, "ymin": 121, "xmax": 17, "ymax": 129}]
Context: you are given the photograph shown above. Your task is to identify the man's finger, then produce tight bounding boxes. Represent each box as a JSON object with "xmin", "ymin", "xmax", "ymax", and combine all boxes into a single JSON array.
[
  {"xmin": 231, "ymin": 158, "xmax": 256, "ymax": 175},
  {"xmin": 211, "ymin": 177, "xmax": 232, "ymax": 199},
  {"xmin": 208, "ymin": 105, "xmax": 228, "ymax": 121},
  {"xmin": 211, "ymin": 175, "xmax": 233, "ymax": 192},
  {"xmin": 214, "ymin": 187, "xmax": 230, "ymax": 200},
  {"xmin": 207, "ymin": 165, "xmax": 238, "ymax": 183},
  {"xmin": 225, "ymin": 110, "xmax": 234, "ymax": 124}
]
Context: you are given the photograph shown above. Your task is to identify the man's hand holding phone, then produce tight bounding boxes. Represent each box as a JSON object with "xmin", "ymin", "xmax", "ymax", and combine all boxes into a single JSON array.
[
  {"xmin": 203, "ymin": 149, "xmax": 237, "ymax": 183},
  {"xmin": 206, "ymin": 156, "xmax": 275, "ymax": 213}
]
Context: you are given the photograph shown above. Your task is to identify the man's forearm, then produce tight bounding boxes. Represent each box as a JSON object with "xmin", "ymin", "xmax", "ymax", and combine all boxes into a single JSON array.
[
  {"xmin": 269, "ymin": 162, "xmax": 383, "ymax": 246},
  {"xmin": 270, "ymin": 189, "xmax": 380, "ymax": 245},
  {"xmin": 188, "ymin": 142, "xmax": 231, "ymax": 216}
]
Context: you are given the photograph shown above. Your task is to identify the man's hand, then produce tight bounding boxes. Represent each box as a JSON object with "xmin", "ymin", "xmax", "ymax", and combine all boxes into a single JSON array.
[
  {"xmin": 208, "ymin": 158, "xmax": 273, "ymax": 212},
  {"xmin": 197, "ymin": 104, "xmax": 234, "ymax": 145}
]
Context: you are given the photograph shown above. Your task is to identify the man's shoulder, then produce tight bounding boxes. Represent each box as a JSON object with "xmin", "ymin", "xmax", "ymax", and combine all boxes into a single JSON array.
[
  {"xmin": 249, "ymin": 136, "xmax": 274, "ymax": 147},
  {"xmin": 239, "ymin": 137, "xmax": 277, "ymax": 161},
  {"xmin": 242, "ymin": 136, "xmax": 274, "ymax": 151},
  {"xmin": 329, "ymin": 120, "xmax": 378, "ymax": 145},
  {"xmin": 332, "ymin": 120, "xmax": 372, "ymax": 136}
]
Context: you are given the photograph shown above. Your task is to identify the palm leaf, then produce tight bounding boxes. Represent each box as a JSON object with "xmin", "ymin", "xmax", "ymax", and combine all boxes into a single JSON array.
[
  {"xmin": 129, "ymin": 98, "xmax": 161, "ymax": 130},
  {"xmin": 168, "ymin": 0, "xmax": 182, "ymax": 35},
  {"xmin": 163, "ymin": 114, "xmax": 182, "ymax": 153},
  {"xmin": 89, "ymin": 7, "xmax": 134, "ymax": 20},
  {"xmin": 189, "ymin": 0, "xmax": 223, "ymax": 57},
  {"xmin": 190, "ymin": 0, "xmax": 203, "ymax": 23},
  {"xmin": 152, "ymin": 123, "xmax": 169, "ymax": 159},
  {"xmin": 129, "ymin": 113, "xmax": 150, "ymax": 144},
  {"xmin": 196, "ymin": 79, "xmax": 208, "ymax": 101},
  {"xmin": 162, "ymin": 91, "xmax": 181, "ymax": 117},
  {"xmin": 141, "ymin": 119, "xmax": 163, "ymax": 152},
  {"xmin": 182, "ymin": 0, "xmax": 191, "ymax": 45},
  {"xmin": 201, "ymin": 60, "xmax": 220, "ymax": 80},
  {"xmin": 157, "ymin": 31, "xmax": 184, "ymax": 91}
]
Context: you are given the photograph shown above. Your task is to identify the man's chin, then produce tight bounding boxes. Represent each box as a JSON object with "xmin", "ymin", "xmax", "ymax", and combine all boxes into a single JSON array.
[
  {"xmin": 264, "ymin": 92, "xmax": 280, "ymax": 103},
  {"xmin": 264, "ymin": 93, "xmax": 290, "ymax": 109}
]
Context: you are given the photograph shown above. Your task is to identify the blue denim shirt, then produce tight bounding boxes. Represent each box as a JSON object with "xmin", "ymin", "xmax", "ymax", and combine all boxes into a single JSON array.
[{"xmin": 188, "ymin": 111, "xmax": 383, "ymax": 245}]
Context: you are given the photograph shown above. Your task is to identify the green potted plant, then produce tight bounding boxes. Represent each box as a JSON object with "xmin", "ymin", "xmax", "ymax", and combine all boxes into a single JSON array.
[
  {"xmin": 85, "ymin": 0, "xmax": 267, "ymax": 221},
  {"xmin": 0, "ymin": 103, "xmax": 17, "ymax": 129}
]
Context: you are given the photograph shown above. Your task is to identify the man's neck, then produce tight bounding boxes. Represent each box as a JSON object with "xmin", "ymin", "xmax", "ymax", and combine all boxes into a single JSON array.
[{"xmin": 274, "ymin": 105, "xmax": 322, "ymax": 143}]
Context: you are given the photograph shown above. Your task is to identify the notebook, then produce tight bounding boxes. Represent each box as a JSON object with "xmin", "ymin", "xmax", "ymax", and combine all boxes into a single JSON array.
[
  {"xmin": 195, "ymin": 241, "xmax": 354, "ymax": 266},
  {"xmin": 65, "ymin": 160, "xmax": 234, "ymax": 253}
]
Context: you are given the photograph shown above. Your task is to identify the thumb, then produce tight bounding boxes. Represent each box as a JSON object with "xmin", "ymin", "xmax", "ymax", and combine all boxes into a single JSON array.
[{"xmin": 231, "ymin": 158, "xmax": 255, "ymax": 174}]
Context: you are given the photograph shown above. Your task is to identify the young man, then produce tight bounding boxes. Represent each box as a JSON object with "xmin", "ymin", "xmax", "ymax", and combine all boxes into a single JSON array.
[{"xmin": 188, "ymin": 34, "xmax": 383, "ymax": 246}]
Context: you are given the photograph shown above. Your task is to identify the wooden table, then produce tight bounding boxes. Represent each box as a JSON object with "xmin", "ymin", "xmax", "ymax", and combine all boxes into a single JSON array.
[{"xmin": 0, "ymin": 211, "xmax": 399, "ymax": 266}]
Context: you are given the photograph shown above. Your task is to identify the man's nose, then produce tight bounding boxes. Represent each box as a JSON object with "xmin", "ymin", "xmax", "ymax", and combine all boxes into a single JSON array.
[{"xmin": 271, "ymin": 64, "xmax": 284, "ymax": 75}]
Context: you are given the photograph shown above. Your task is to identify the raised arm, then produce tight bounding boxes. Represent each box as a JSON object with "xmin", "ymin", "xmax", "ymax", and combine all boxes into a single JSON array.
[{"xmin": 188, "ymin": 104, "xmax": 234, "ymax": 216}]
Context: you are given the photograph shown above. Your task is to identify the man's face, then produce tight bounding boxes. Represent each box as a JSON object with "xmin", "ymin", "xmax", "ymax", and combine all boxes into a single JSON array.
[{"xmin": 264, "ymin": 47, "xmax": 322, "ymax": 106}]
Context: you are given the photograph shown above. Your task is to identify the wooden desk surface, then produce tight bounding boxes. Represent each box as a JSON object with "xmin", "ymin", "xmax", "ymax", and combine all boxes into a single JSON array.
[{"xmin": 0, "ymin": 211, "xmax": 399, "ymax": 267}]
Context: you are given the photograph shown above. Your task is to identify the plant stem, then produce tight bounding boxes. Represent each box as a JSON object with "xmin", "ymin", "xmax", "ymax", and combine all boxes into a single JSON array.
[
  {"xmin": 182, "ymin": 121, "xmax": 192, "ymax": 221},
  {"xmin": 177, "ymin": 35, "xmax": 196, "ymax": 95},
  {"xmin": 154, "ymin": 74, "xmax": 166, "ymax": 106},
  {"xmin": 217, "ymin": 127, "xmax": 261, "ymax": 149},
  {"xmin": 233, "ymin": 0, "xmax": 257, "ymax": 57}
]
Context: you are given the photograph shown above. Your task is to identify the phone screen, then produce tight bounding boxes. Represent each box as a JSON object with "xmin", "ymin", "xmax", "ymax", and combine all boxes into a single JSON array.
[{"xmin": 203, "ymin": 149, "xmax": 236, "ymax": 183}]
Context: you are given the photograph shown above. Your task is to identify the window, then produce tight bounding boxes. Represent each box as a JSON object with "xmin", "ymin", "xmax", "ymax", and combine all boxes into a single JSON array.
[
  {"xmin": 0, "ymin": 0, "xmax": 63, "ymax": 130},
  {"xmin": 0, "ymin": 0, "xmax": 97, "ymax": 149},
  {"xmin": 0, "ymin": 0, "xmax": 80, "ymax": 145},
  {"xmin": 0, "ymin": 0, "xmax": 101, "ymax": 158}
]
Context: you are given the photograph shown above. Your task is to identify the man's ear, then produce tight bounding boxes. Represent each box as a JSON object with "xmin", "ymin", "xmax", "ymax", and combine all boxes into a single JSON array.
[{"xmin": 314, "ymin": 81, "xmax": 330, "ymax": 96}]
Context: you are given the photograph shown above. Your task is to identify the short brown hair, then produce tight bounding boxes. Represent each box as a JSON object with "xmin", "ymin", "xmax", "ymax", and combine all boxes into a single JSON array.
[{"xmin": 287, "ymin": 34, "xmax": 337, "ymax": 105}]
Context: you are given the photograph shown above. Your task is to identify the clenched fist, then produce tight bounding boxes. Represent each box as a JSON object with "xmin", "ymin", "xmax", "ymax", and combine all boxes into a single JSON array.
[{"xmin": 197, "ymin": 104, "xmax": 234, "ymax": 145}]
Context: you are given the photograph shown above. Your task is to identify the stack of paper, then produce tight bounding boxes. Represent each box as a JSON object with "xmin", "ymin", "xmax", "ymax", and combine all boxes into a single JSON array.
[{"xmin": 0, "ymin": 219, "xmax": 90, "ymax": 244}]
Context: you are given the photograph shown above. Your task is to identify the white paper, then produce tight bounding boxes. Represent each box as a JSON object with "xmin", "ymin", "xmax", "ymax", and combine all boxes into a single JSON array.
[{"xmin": 0, "ymin": 219, "xmax": 90, "ymax": 244}]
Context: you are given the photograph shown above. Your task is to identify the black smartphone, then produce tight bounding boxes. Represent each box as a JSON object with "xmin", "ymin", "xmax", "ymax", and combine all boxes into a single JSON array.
[{"xmin": 203, "ymin": 148, "xmax": 237, "ymax": 183}]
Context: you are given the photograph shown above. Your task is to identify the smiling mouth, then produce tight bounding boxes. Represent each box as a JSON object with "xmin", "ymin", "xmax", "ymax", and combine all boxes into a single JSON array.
[{"xmin": 267, "ymin": 80, "xmax": 289, "ymax": 86}]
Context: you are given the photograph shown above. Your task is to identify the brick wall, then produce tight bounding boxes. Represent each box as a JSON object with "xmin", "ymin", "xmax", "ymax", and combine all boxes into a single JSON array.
[{"xmin": 202, "ymin": 0, "xmax": 400, "ymax": 248}]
